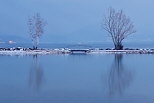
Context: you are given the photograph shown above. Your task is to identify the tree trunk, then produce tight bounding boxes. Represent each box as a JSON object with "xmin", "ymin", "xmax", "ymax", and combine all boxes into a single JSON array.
[
  {"xmin": 114, "ymin": 44, "xmax": 123, "ymax": 50},
  {"xmin": 32, "ymin": 40, "xmax": 35, "ymax": 49},
  {"xmin": 35, "ymin": 37, "xmax": 39, "ymax": 49}
]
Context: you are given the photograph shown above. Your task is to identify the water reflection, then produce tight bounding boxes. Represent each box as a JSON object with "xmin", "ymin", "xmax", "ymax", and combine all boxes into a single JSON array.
[
  {"xmin": 29, "ymin": 55, "xmax": 44, "ymax": 91},
  {"xmin": 108, "ymin": 54, "xmax": 133, "ymax": 96}
]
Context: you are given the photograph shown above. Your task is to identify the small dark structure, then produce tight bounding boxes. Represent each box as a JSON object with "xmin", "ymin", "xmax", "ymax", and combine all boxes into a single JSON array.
[{"xmin": 69, "ymin": 49, "xmax": 90, "ymax": 54}]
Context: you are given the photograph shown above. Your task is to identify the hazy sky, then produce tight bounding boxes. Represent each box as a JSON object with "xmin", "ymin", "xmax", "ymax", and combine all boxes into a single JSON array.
[{"xmin": 0, "ymin": 0, "xmax": 154, "ymax": 43}]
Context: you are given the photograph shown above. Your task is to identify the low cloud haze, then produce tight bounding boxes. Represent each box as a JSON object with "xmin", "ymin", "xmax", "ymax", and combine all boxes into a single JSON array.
[{"xmin": 0, "ymin": 0, "xmax": 154, "ymax": 43}]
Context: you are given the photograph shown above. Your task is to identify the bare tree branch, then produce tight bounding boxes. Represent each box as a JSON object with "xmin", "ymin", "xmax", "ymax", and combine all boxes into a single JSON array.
[
  {"xmin": 28, "ymin": 13, "xmax": 46, "ymax": 49},
  {"xmin": 102, "ymin": 7, "xmax": 136, "ymax": 50}
]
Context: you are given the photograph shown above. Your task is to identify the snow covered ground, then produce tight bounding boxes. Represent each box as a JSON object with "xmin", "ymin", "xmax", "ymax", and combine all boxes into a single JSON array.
[
  {"xmin": 0, "ymin": 48, "xmax": 154, "ymax": 56},
  {"xmin": 0, "ymin": 49, "xmax": 70, "ymax": 56},
  {"xmin": 90, "ymin": 49, "xmax": 154, "ymax": 54}
]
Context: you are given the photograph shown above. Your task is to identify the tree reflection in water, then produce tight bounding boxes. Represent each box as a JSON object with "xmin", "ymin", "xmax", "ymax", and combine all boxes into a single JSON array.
[
  {"xmin": 29, "ymin": 55, "xmax": 44, "ymax": 91},
  {"xmin": 108, "ymin": 54, "xmax": 133, "ymax": 96}
]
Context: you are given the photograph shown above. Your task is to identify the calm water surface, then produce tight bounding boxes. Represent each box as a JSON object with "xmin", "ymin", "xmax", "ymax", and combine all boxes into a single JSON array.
[
  {"xmin": 1, "ymin": 43, "xmax": 154, "ymax": 49},
  {"xmin": 0, "ymin": 54, "xmax": 154, "ymax": 103}
]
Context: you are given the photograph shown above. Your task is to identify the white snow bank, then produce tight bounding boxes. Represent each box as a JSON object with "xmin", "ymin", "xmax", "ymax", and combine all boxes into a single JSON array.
[
  {"xmin": 0, "ymin": 49, "xmax": 154, "ymax": 56},
  {"xmin": 0, "ymin": 49, "xmax": 70, "ymax": 56}
]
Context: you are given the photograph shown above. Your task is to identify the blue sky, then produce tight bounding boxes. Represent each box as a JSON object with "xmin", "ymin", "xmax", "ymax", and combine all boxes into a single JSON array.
[{"xmin": 0, "ymin": 0, "xmax": 154, "ymax": 43}]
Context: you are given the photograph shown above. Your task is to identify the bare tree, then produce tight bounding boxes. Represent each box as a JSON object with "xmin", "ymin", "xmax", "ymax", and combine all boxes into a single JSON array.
[
  {"xmin": 28, "ymin": 13, "xmax": 46, "ymax": 49},
  {"xmin": 102, "ymin": 7, "xmax": 136, "ymax": 50}
]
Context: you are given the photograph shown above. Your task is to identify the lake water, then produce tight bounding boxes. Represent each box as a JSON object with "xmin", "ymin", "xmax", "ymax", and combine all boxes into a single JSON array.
[
  {"xmin": 1, "ymin": 42, "xmax": 154, "ymax": 49},
  {"xmin": 0, "ymin": 54, "xmax": 154, "ymax": 103}
]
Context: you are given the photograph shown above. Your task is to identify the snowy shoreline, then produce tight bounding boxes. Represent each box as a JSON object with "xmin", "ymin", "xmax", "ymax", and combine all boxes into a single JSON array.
[{"xmin": 0, "ymin": 47, "xmax": 154, "ymax": 55}]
